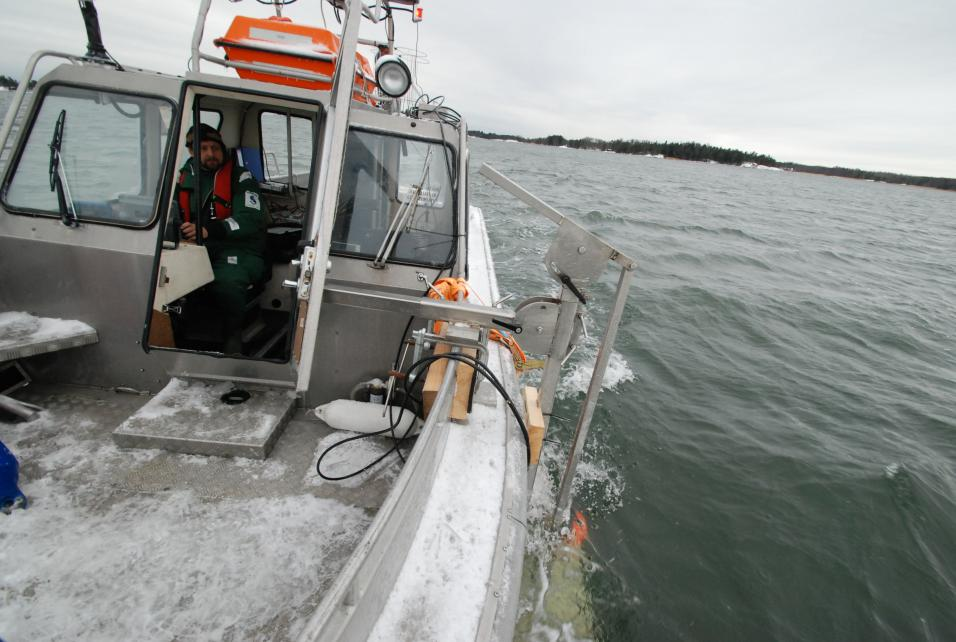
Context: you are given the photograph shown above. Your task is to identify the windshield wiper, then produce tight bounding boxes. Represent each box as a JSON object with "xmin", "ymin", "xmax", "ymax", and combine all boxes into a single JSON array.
[
  {"xmin": 371, "ymin": 147, "xmax": 432, "ymax": 268},
  {"xmin": 48, "ymin": 109, "xmax": 78, "ymax": 227}
]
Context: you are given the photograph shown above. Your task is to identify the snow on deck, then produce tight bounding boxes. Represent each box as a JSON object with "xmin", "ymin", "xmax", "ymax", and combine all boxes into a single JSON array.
[
  {"xmin": 0, "ymin": 386, "xmax": 389, "ymax": 641},
  {"xmin": 0, "ymin": 311, "xmax": 97, "ymax": 362}
]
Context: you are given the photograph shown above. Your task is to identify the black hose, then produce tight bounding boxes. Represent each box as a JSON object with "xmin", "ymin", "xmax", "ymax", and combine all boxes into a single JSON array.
[
  {"xmin": 402, "ymin": 353, "xmax": 530, "ymax": 466},
  {"xmin": 315, "ymin": 351, "xmax": 531, "ymax": 480}
]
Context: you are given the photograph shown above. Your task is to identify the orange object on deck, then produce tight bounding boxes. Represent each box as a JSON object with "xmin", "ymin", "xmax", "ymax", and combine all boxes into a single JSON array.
[
  {"xmin": 428, "ymin": 278, "xmax": 470, "ymax": 335},
  {"xmin": 214, "ymin": 15, "xmax": 376, "ymax": 103},
  {"xmin": 427, "ymin": 277, "xmax": 470, "ymax": 303}
]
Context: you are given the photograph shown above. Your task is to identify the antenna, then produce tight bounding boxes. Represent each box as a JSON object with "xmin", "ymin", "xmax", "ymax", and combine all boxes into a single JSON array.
[{"xmin": 77, "ymin": 0, "xmax": 121, "ymax": 68}]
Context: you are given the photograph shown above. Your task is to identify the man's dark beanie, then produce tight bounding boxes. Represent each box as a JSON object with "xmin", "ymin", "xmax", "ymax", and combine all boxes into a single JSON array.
[{"xmin": 185, "ymin": 123, "xmax": 224, "ymax": 151}]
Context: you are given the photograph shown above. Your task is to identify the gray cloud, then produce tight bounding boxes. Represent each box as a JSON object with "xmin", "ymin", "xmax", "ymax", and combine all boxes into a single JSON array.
[{"xmin": 2, "ymin": 0, "xmax": 953, "ymax": 176}]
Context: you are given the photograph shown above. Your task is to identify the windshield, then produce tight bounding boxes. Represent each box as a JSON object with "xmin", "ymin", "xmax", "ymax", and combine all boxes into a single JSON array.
[
  {"xmin": 3, "ymin": 85, "xmax": 173, "ymax": 226},
  {"xmin": 330, "ymin": 129, "xmax": 456, "ymax": 267}
]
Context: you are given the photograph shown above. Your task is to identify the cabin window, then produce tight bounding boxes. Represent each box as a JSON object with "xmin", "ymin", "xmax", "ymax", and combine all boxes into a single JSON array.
[
  {"xmin": 259, "ymin": 111, "xmax": 313, "ymax": 188},
  {"xmin": 331, "ymin": 129, "xmax": 456, "ymax": 268},
  {"xmin": 200, "ymin": 109, "xmax": 222, "ymax": 131},
  {"xmin": 2, "ymin": 85, "xmax": 173, "ymax": 227}
]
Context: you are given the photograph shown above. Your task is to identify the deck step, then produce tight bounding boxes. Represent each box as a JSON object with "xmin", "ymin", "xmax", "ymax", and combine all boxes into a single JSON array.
[{"xmin": 112, "ymin": 377, "xmax": 295, "ymax": 459}]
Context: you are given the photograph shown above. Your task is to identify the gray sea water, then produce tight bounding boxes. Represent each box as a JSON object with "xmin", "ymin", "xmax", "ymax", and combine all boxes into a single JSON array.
[
  {"xmin": 468, "ymin": 138, "xmax": 956, "ymax": 640},
  {"xmin": 4, "ymin": 86, "xmax": 955, "ymax": 640}
]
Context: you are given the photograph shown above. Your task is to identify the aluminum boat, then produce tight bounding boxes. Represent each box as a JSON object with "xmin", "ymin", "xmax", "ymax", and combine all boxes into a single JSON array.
[{"xmin": 0, "ymin": 1, "xmax": 634, "ymax": 639}]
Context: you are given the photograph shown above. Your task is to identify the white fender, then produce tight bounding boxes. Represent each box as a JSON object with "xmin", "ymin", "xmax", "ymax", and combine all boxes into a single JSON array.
[{"xmin": 314, "ymin": 399, "xmax": 421, "ymax": 437}]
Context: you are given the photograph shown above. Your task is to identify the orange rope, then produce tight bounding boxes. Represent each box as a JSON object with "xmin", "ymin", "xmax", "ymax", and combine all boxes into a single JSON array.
[
  {"xmin": 428, "ymin": 278, "xmax": 469, "ymax": 335},
  {"xmin": 426, "ymin": 277, "xmax": 470, "ymax": 302},
  {"xmin": 428, "ymin": 277, "xmax": 527, "ymax": 368}
]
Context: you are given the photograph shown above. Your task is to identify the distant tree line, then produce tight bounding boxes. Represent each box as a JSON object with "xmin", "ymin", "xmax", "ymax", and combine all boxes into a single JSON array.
[
  {"xmin": 0, "ymin": 75, "xmax": 36, "ymax": 90},
  {"xmin": 471, "ymin": 130, "xmax": 775, "ymax": 165},
  {"xmin": 783, "ymin": 163, "xmax": 955, "ymax": 191},
  {"xmin": 470, "ymin": 130, "xmax": 955, "ymax": 191}
]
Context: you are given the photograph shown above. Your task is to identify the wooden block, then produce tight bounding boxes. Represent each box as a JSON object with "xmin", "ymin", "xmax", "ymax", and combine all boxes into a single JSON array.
[
  {"xmin": 422, "ymin": 343, "xmax": 450, "ymax": 417},
  {"xmin": 148, "ymin": 310, "xmax": 176, "ymax": 348},
  {"xmin": 522, "ymin": 386, "xmax": 546, "ymax": 465},
  {"xmin": 450, "ymin": 348, "xmax": 478, "ymax": 424},
  {"xmin": 292, "ymin": 300, "xmax": 308, "ymax": 362}
]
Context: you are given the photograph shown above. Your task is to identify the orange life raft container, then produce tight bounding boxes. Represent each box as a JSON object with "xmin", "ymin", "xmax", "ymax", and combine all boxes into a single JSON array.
[{"xmin": 214, "ymin": 16, "xmax": 377, "ymax": 103}]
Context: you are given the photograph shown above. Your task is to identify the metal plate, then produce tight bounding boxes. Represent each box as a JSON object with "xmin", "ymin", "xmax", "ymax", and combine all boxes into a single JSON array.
[
  {"xmin": 514, "ymin": 297, "xmax": 561, "ymax": 355},
  {"xmin": 544, "ymin": 219, "xmax": 612, "ymax": 284},
  {"xmin": 112, "ymin": 377, "xmax": 295, "ymax": 459}
]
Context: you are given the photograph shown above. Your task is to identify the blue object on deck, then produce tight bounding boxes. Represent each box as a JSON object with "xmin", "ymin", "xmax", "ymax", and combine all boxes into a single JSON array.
[{"xmin": 0, "ymin": 439, "xmax": 27, "ymax": 513}]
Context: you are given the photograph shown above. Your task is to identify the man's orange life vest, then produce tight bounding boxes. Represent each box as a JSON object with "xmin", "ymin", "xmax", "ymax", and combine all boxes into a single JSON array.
[{"xmin": 177, "ymin": 157, "xmax": 236, "ymax": 223}]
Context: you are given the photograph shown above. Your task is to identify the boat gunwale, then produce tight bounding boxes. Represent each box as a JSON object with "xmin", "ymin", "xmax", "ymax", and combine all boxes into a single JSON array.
[{"xmin": 297, "ymin": 352, "xmax": 460, "ymax": 641}]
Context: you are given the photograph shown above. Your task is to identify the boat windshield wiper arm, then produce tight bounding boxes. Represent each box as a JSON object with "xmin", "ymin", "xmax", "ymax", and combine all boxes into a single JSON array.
[
  {"xmin": 371, "ymin": 148, "xmax": 432, "ymax": 268},
  {"xmin": 48, "ymin": 109, "xmax": 78, "ymax": 227}
]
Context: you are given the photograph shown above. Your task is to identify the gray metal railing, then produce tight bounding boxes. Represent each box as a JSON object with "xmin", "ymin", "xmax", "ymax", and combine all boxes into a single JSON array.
[{"xmin": 0, "ymin": 51, "xmax": 83, "ymax": 171}]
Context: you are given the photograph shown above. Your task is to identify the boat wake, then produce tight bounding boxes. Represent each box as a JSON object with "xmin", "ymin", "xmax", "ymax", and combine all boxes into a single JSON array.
[{"xmin": 556, "ymin": 349, "xmax": 634, "ymax": 400}]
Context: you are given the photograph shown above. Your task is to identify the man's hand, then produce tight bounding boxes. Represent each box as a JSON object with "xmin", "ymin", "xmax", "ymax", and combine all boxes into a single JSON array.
[{"xmin": 180, "ymin": 222, "xmax": 208, "ymax": 242}]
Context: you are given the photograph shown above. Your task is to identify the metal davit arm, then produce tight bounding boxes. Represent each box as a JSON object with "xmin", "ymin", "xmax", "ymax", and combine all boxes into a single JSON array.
[
  {"xmin": 554, "ymin": 266, "xmax": 634, "ymax": 523},
  {"xmin": 478, "ymin": 163, "xmax": 637, "ymax": 526}
]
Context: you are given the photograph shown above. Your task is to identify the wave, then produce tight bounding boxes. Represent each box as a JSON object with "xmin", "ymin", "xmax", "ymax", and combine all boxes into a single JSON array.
[{"xmin": 557, "ymin": 350, "xmax": 635, "ymax": 400}]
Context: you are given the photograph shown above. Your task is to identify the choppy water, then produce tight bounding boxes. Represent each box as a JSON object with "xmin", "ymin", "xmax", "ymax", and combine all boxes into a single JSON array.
[
  {"xmin": 4, "ymin": 87, "xmax": 956, "ymax": 640},
  {"xmin": 468, "ymin": 138, "xmax": 956, "ymax": 641}
]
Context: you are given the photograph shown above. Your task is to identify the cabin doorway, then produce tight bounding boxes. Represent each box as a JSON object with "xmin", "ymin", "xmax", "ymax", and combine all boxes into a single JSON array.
[{"xmin": 145, "ymin": 87, "xmax": 320, "ymax": 362}]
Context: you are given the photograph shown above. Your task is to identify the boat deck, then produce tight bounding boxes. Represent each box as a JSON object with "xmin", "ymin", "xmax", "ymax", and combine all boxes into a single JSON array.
[{"xmin": 0, "ymin": 383, "xmax": 401, "ymax": 641}]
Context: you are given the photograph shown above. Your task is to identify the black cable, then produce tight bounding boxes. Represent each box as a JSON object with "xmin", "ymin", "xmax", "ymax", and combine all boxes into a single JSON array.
[
  {"xmin": 401, "ymin": 353, "xmax": 531, "ymax": 465},
  {"xmin": 315, "ymin": 350, "xmax": 532, "ymax": 480},
  {"xmin": 318, "ymin": 278, "xmax": 427, "ymax": 480}
]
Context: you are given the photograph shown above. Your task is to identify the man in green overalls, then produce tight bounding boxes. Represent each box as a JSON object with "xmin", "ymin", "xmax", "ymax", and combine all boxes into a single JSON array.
[{"xmin": 177, "ymin": 124, "xmax": 267, "ymax": 354}]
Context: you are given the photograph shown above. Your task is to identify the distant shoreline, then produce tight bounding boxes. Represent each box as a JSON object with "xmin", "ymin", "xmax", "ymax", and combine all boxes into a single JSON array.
[{"xmin": 470, "ymin": 130, "xmax": 956, "ymax": 192}]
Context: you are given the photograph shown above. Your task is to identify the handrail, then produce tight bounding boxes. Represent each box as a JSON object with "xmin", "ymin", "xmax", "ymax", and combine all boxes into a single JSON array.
[
  {"xmin": 322, "ymin": 281, "xmax": 517, "ymax": 327},
  {"xmin": 197, "ymin": 52, "xmax": 332, "ymax": 84},
  {"xmin": 189, "ymin": 0, "xmax": 212, "ymax": 72},
  {"xmin": 0, "ymin": 51, "xmax": 83, "ymax": 166}
]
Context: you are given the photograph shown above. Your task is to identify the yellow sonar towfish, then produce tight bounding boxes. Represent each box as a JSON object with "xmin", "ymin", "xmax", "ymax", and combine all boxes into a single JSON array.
[{"xmin": 517, "ymin": 511, "xmax": 595, "ymax": 639}]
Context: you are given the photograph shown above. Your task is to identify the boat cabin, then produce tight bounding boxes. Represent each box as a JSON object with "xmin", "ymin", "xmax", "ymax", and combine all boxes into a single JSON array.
[{"xmin": 0, "ymin": 40, "xmax": 463, "ymax": 406}]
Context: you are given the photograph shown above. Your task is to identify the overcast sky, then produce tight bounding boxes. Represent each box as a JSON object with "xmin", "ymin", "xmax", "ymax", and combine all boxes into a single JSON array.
[{"xmin": 3, "ymin": 0, "xmax": 954, "ymax": 177}]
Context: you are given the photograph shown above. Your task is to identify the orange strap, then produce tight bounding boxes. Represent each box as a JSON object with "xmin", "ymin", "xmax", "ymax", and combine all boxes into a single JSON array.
[
  {"xmin": 428, "ymin": 277, "xmax": 527, "ymax": 368},
  {"xmin": 429, "ymin": 278, "xmax": 469, "ymax": 335},
  {"xmin": 489, "ymin": 329, "xmax": 527, "ymax": 369}
]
